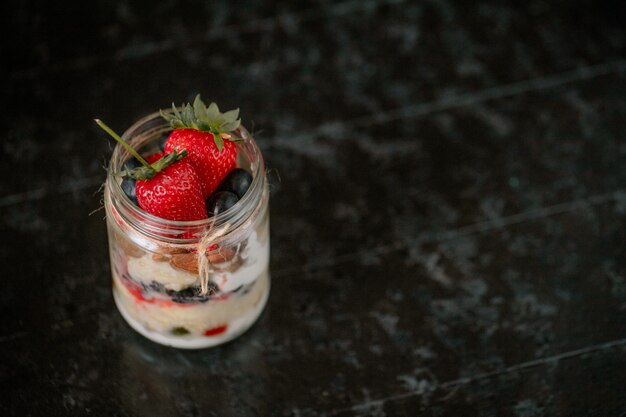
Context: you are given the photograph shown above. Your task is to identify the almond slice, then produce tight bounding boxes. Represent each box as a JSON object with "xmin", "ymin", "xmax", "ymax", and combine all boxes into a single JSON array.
[
  {"xmin": 207, "ymin": 246, "xmax": 237, "ymax": 264},
  {"xmin": 152, "ymin": 253, "xmax": 169, "ymax": 262},
  {"xmin": 169, "ymin": 252, "xmax": 199, "ymax": 275}
]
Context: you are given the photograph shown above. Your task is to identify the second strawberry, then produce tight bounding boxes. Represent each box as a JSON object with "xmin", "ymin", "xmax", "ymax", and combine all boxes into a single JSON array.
[{"xmin": 162, "ymin": 95, "xmax": 242, "ymax": 198}]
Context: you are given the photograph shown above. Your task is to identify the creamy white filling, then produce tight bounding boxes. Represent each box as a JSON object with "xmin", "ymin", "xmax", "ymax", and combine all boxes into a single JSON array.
[
  {"xmin": 214, "ymin": 231, "xmax": 269, "ymax": 293},
  {"xmin": 127, "ymin": 254, "xmax": 198, "ymax": 291}
]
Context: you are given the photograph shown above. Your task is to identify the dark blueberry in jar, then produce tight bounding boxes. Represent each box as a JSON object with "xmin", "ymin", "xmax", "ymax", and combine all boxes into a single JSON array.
[
  {"xmin": 216, "ymin": 168, "xmax": 253, "ymax": 199},
  {"xmin": 170, "ymin": 287, "xmax": 196, "ymax": 304},
  {"xmin": 168, "ymin": 285, "xmax": 216, "ymax": 303},
  {"xmin": 148, "ymin": 281, "xmax": 165, "ymax": 292},
  {"xmin": 206, "ymin": 191, "xmax": 239, "ymax": 217},
  {"xmin": 123, "ymin": 157, "xmax": 142, "ymax": 170},
  {"xmin": 121, "ymin": 177, "xmax": 138, "ymax": 206},
  {"xmin": 120, "ymin": 158, "xmax": 141, "ymax": 206},
  {"xmin": 158, "ymin": 134, "xmax": 169, "ymax": 152}
]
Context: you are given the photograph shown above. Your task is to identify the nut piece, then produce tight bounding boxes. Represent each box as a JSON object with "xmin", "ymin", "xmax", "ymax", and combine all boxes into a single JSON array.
[
  {"xmin": 169, "ymin": 253, "xmax": 199, "ymax": 275},
  {"xmin": 207, "ymin": 246, "xmax": 237, "ymax": 264},
  {"xmin": 152, "ymin": 253, "xmax": 169, "ymax": 262},
  {"xmin": 169, "ymin": 245, "xmax": 242, "ymax": 274}
]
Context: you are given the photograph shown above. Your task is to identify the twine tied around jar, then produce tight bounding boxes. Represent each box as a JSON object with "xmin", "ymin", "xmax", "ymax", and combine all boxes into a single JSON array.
[{"xmin": 196, "ymin": 222, "xmax": 231, "ymax": 295}]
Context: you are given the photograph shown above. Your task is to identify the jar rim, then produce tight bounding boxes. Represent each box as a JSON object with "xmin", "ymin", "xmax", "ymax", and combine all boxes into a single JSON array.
[{"xmin": 106, "ymin": 109, "xmax": 266, "ymax": 241}]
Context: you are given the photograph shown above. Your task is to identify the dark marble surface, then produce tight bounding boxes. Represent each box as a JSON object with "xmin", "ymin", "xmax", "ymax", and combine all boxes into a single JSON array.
[{"xmin": 2, "ymin": 1, "xmax": 626, "ymax": 416}]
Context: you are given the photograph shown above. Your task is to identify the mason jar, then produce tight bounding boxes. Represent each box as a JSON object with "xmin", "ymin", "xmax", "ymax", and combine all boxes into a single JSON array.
[{"xmin": 104, "ymin": 111, "xmax": 270, "ymax": 349}]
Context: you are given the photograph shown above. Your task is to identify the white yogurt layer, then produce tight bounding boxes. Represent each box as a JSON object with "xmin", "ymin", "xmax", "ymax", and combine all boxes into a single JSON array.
[
  {"xmin": 128, "ymin": 254, "xmax": 198, "ymax": 291},
  {"xmin": 213, "ymin": 231, "xmax": 269, "ymax": 293}
]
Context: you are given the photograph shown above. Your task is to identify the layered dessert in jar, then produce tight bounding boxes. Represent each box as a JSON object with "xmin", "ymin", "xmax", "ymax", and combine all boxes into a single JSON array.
[{"xmin": 100, "ymin": 96, "xmax": 270, "ymax": 348}]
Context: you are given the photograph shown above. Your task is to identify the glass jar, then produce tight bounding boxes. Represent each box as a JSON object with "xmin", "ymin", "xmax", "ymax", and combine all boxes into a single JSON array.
[{"xmin": 104, "ymin": 111, "xmax": 270, "ymax": 349}]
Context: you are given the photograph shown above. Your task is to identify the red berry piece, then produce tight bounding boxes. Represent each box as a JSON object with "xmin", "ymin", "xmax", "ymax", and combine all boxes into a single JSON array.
[
  {"xmin": 165, "ymin": 129, "xmax": 237, "ymax": 198},
  {"xmin": 136, "ymin": 153, "xmax": 207, "ymax": 221},
  {"xmin": 203, "ymin": 325, "xmax": 227, "ymax": 336},
  {"xmin": 162, "ymin": 95, "xmax": 243, "ymax": 197},
  {"xmin": 96, "ymin": 119, "xmax": 207, "ymax": 221}
]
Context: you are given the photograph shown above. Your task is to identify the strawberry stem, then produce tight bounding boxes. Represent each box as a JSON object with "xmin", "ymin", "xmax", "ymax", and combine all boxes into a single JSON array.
[
  {"xmin": 95, "ymin": 119, "xmax": 152, "ymax": 169},
  {"xmin": 96, "ymin": 118, "xmax": 188, "ymax": 181}
]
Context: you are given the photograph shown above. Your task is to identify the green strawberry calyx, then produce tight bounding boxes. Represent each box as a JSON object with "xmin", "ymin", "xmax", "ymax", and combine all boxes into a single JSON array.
[
  {"xmin": 160, "ymin": 94, "xmax": 244, "ymax": 152},
  {"xmin": 95, "ymin": 119, "xmax": 187, "ymax": 180}
]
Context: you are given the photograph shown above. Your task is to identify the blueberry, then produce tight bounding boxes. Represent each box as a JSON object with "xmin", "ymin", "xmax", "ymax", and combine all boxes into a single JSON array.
[
  {"xmin": 158, "ymin": 134, "xmax": 168, "ymax": 152},
  {"xmin": 170, "ymin": 287, "xmax": 198, "ymax": 304},
  {"xmin": 121, "ymin": 177, "xmax": 138, "ymax": 206},
  {"xmin": 141, "ymin": 280, "xmax": 165, "ymax": 293},
  {"xmin": 168, "ymin": 284, "xmax": 218, "ymax": 303},
  {"xmin": 206, "ymin": 191, "xmax": 239, "ymax": 217},
  {"xmin": 121, "ymin": 156, "xmax": 141, "ymax": 206},
  {"xmin": 216, "ymin": 168, "xmax": 252, "ymax": 199},
  {"xmin": 123, "ymin": 157, "xmax": 142, "ymax": 170},
  {"xmin": 148, "ymin": 281, "xmax": 165, "ymax": 292}
]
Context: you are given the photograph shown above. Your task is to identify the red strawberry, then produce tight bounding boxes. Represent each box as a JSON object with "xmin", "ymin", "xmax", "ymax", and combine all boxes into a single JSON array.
[
  {"xmin": 161, "ymin": 95, "xmax": 243, "ymax": 197},
  {"xmin": 95, "ymin": 119, "xmax": 207, "ymax": 221},
  {"xmin": 136, "ymin": 153, "xmax": 207, "ymax": 221},
  {"xmin": 164, "ymin": 129, "xmax": 237, "ymax": 197}
]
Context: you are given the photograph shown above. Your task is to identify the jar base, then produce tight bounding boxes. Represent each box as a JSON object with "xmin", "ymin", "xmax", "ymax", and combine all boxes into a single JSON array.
[{"xmin": 113, "ymin": 279, "xmax": 270, "ymax": 349}]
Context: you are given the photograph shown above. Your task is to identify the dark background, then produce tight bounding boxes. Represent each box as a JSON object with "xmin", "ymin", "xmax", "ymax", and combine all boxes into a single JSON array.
[{"xmin": 1, "ymin": 0, "xmax": 625, "ymax": 416}]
